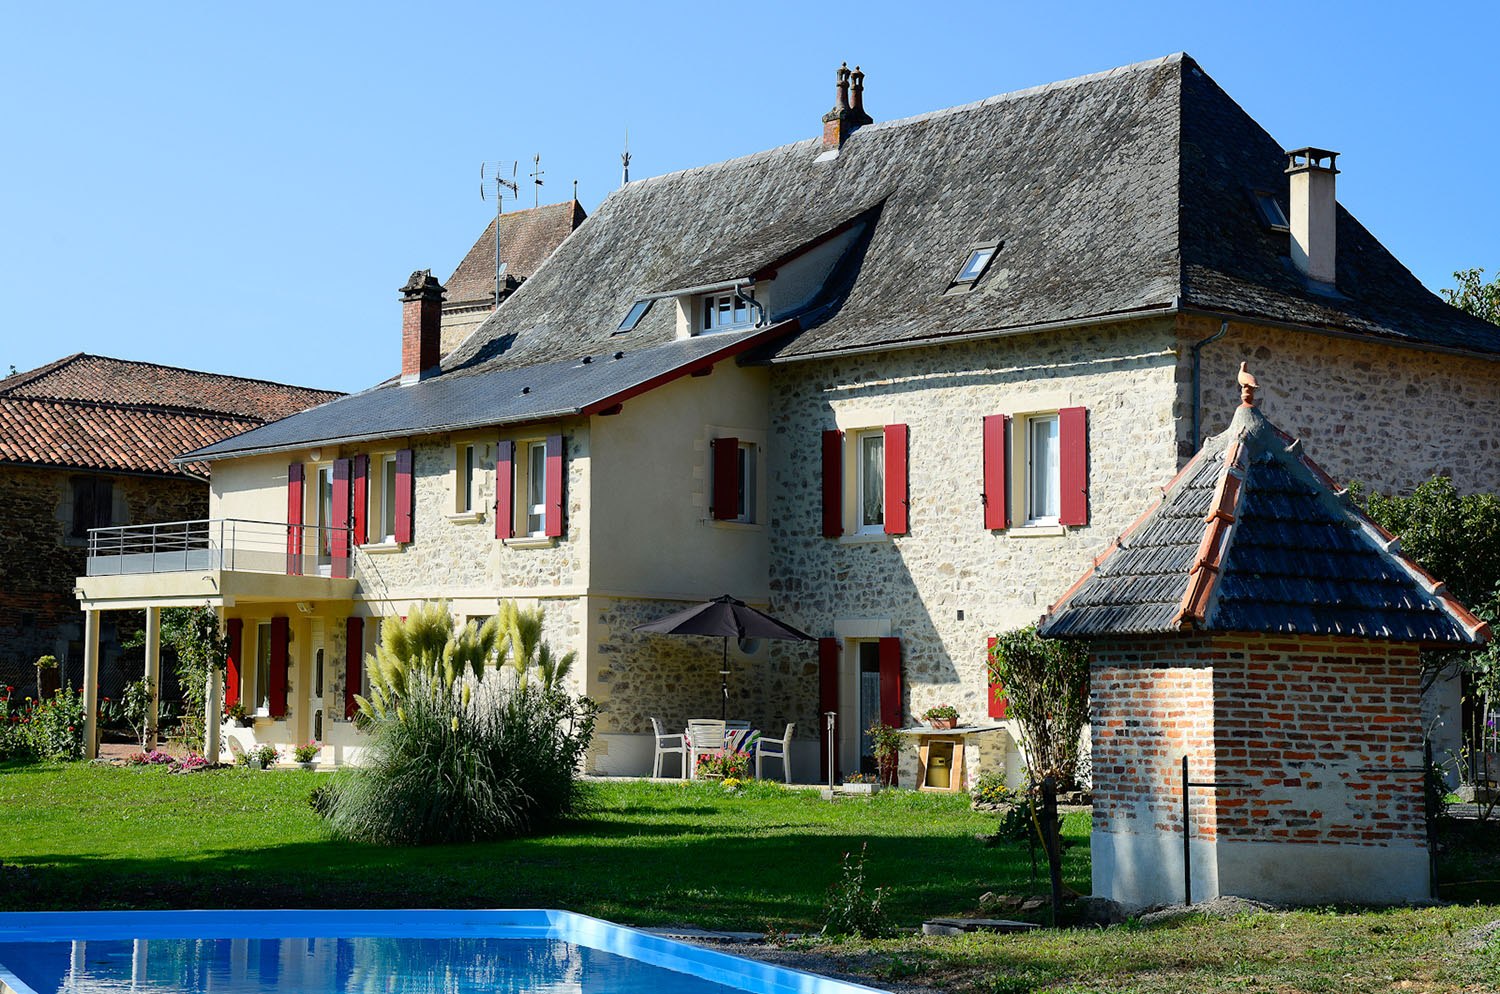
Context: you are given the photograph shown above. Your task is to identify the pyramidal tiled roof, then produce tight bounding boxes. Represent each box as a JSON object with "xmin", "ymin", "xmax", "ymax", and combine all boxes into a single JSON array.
[{"xmin": 1039, "ymin": 392, "xmax": 1490, "ymax": 646}]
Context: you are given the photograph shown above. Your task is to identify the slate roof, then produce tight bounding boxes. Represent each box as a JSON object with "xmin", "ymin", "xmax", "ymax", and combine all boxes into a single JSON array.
[
  {"xmin": 1038, "ymin": 399, "xmax": 1490, "ymax": 646},
  {"xmin": 0, "ymin": 355, "xmax": 342, "ymax": 477},
  {"xmin": 437, "ymin": 52, "xmax": 1500, "ymax": 378},
  {"xmin": 181, "ymin": 323, "xmax": 795, "ymax": 462},
  {"xmin": 444, "ymin": 200, "xmax": 587, "ymax": 307}
]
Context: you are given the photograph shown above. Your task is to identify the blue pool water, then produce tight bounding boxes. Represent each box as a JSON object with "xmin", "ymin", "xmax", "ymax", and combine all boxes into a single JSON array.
[{"xmin": 0, "ymin": 911, "xmax": 878, "ymax": 994}]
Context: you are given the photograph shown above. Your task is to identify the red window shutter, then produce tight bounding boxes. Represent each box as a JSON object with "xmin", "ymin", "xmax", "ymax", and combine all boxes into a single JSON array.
[
  {"xmin": 269, "ymin": 616, "xmax": 290, "ymax": 719},
  {"xmin": 224, "ymin": 618, "xmax": 243, "ymax": 710},
  {"xmin": 331, "ymin": 458, "xmax": 351, "ymax": 578},
  {"xmin": 818, "ymin": 637, "xmax": 841, "ymax": 779},
  {"xmin": 883, "ymin": 424, "xmax": 909, "ymax": 535},
  {"xmin": 821, "ymin": 429, "xmax": 844, "ymax": 538},
  {"xmin": 986, "ymin": 636, "xmax": 1009, "ymax": 719},
  {"xmin": 345, "ymin": 616, "xmax": 364, "ymax": 721},
  {"xmin": 878, "ymin": 637, "xmax": 903, "ymax": 729},
  {"xmin": 394, "ymin": 448, "xmax": 414, "ymax": 544},
  {"xmin": 285, "ymin": 463, "xmax": 304, "ymax": 576},
  {"xmin": 982, "ymin": 414, "xmax": 1009, "ymax": 530},
  {"xmin": 1059, "ymin": 406, "xmax": 1089, "ymax": 526},
  {"xmin": 711, "ymin": 436, "xmax": 740, "ymax": 520},
  {"xmin": 544, "ymin": 434, "xmax": 565, "ymax": 538},
  {"xmin": 351, "ymin": 454, "xmax": 369, "ymax": 547},
  {"xmin": 494, "ymin": 439, "xmax": 515, "ymax": 540}
]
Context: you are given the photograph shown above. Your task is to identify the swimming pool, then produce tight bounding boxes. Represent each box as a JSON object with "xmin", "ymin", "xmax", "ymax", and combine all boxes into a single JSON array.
[{"xmin": 0, "ymin": 910, "xmax": 880, "ymax": 994}]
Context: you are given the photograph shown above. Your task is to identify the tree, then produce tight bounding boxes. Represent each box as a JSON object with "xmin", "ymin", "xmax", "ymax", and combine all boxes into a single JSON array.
[{"xmin": 1441, "ymin": 268, "xmax": 1500, "ymax": 326}]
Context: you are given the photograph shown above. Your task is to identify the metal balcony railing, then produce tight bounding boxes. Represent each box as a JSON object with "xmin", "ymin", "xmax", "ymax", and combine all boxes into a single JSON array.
[{"xmin": 86, "ymin": 519, "xmax": 357, "ymax": 579}]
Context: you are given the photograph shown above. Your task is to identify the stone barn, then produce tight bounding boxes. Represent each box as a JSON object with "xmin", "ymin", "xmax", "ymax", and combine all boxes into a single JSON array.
[{"xmin": 1039, "ymin": 377, "xmax": 1488, "ymax": 907}]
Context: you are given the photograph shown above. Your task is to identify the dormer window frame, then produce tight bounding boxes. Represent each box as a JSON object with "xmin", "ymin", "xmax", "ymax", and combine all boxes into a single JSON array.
[
  {"xmin": 701, "ymin": 290, "xmax": 755, "ymax": 334},
  {"xmin": 946, "ymin": 241, "xmax": 1000, "ymax": 294}
]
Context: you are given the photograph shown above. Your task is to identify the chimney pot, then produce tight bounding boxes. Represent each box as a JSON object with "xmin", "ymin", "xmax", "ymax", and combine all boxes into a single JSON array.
[
  {"xmin": 821, "ymin": 61, "xmax": 871, "ymax": 150},
  {"xmin": 1285, "ymin": 147, "xmax": 1339, "ymax": 286},
  {"xmin": 400, "ymin": 269, "xmax": 445, "ymax": 384}
]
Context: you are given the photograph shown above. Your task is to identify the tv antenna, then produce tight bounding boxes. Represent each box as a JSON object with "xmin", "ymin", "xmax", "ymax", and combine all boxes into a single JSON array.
[
  {"xmin": 480, "ymin": 160, "xmax": 519, "ymax": 306},
  {"xmin": 529, "ymin": 153, "xmax": 545, "ymax": 207},
  {"xmin": 621, "ymin": 127, "xmax": 631, "ymax": 187}
]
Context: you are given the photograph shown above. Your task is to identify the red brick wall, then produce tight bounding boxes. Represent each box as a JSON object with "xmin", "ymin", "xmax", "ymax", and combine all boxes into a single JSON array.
[
  {"xmin": 1212, "ymin": 635, "xmax": 1425, "ymax": 848},
  {"xmin": 1092, "ymin": 638, "xmax": 1219, "ymax": 843}
]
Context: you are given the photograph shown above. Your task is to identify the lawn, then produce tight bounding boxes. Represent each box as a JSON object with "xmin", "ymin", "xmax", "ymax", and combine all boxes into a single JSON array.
[{"xmin": 0, "ymin": 762, "xmax": 1084, "ymax": 930}]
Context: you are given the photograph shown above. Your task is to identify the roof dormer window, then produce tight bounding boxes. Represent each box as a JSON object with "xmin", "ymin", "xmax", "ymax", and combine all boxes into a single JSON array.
[
  {"xmin": 616, "ymin": 298, "xmax": 652, "ymax": 333},
  {"xmin": 947, "ymin": 242, "xmax": 999, "ymax": 293},
  {"xmin": 702, "ymin": 291, "xmax": 753, "ymax": 333}
]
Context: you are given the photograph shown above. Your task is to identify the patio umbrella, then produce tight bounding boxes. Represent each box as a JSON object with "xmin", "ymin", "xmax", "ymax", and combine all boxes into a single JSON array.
[{"xmin": 634, "ymin": 594, "xmax": 815, "ymax": 721}]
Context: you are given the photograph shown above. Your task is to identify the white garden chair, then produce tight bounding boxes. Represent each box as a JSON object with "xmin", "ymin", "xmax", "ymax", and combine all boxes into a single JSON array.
[
  {"xmin": 686, "ymin": 719, "xmax": 727, "ymax": 779},
  {"xmin": 755, "ymin": 723, "xmax": 795, "ymax": 784},
  {"xmin": 649, "ymin": 717, "xmax": 686, "ymax": 780}
]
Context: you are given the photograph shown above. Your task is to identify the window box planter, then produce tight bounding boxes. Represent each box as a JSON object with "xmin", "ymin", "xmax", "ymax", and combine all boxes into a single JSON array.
[{"xmin": 928, "ymin": 717, "xmax": 958, "ymax": 730}]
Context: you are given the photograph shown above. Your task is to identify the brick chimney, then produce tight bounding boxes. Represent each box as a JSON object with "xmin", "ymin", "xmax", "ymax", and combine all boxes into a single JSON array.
[
  {"xmin": 400, "ymin": 269, "xmax": 445, "ymax": 385},
  {"xmin": 822, "ymin": 62, "xmax": 872, "ymax": 149},
  {"xmin": 1285, "ymin": 148, "xmax": 1339, "ymax": 286}
]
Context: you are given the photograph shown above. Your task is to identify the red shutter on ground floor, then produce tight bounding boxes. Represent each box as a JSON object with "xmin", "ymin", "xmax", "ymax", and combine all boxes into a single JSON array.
[
  {"xmin": 877, "ymin": 637, "xmax": 903, "ymax": 728},
  {"xmin": 345, "ymin": 616, "xmax": 364, "ymax": 721},
  {"xmin": 821, "ymin": 429, "xmax": 844, "ymax": 538},
  {"xmin": 351, "ymin": 454, "xmax": 369, "ymax": 547},
  {"xmin": 286, "ymin": 463, "xmax": 304, "ymax": 575},
  {"xmin": 331, "ymin": 457, "xmax": 351, "ymax": 578},
  {"xmin": 494, "ymin": 439, "xmax": 515, "ymax": 540},
  {"xmin": 711, "ymin": 436, "xmax": 740, "ymax": 520},
  {"xmin": 986, "ymin": 636, "xmax": 1008, "ymax": 719},
  {"xmin": 982, "ymin": 414, "xmax": 1009, "ymax": 530},
  {"xmin": 883, "ymin": 424, "xmax": 909, "ymax": 535},
  {"xmin": 394, "ymin": 448, "xmax": 414, "ymax": 544},
  {"xmin": 224, "ymin": 618, "xmax": 243, "ymax": 710},
  {"xmin": 269, "ymin": 616, "xmax": 290, "ymax": 719},
  {"xmin": 1059, "ymin": 406, "xmax": 1089, "ymax": 526},
  {"xmin": 544, "ymin": 433, "xmax": 565, "ymax": 538},
  {"xmin": 819, "ymin": 637, "xmax": 840, "ymax": 779}
]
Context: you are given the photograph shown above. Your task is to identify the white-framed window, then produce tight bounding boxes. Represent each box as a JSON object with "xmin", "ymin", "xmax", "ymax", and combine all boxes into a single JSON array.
[
  {"xmin": 856, "ymin": 429, "xmax": 885, "ymax": 535},
  {"xmin": 254, "ymin": 622, "xmax": 272, "ymax": 716},
  {"xmin": 371, "ymin": 454, "xmax": 399, "ymax": 543},
  {"xmin": 735, "ymin": 442, "xmax": 757, "ymax": 523},
  {"xmin": 456, "ymin": 443, "xmax": 477, "ymax": 513},
  {"xmin": 315, "ymin": 465, "xmax": 334, "ymax": 568},
  {"xmin": 523, "ymin": 440, "xmax": 548, "ymax": 537},
  {"xmin": 1025, "ymin": 413, "xmax": 1061, "ymax": 525},
  {"xmin": 701, "ymin": 292, "xmax": 752, "ymax": 333}
]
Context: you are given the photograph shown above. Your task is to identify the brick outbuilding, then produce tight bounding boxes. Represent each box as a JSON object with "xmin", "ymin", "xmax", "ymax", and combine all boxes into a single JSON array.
[{"xmin": 1040, "ymin": 374, "xmax": 1488, "ymax": 907}]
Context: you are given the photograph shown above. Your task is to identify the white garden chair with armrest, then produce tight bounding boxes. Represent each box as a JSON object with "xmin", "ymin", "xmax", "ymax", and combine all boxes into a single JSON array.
[
  {"xmin": 649, "ymin": 717, "xmax": 686, "ymax": 779},
  {"xmin": 755, "ymin": 723, "xmax": 795, "ymax": 784},
  {"xmin": 685, "ymin": 719, "xmax": 727, "ymax": 779}
]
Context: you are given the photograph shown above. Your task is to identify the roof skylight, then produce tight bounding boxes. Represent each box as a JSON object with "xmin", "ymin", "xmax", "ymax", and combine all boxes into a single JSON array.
[
  {"xmin": 946, "ymin": 242, "xmax": 1000, "ymax": 293},
  {"xmin": 1254, "ymin": 191, "xmax": 1290, "ymax": 232},
  {"xmin": 616, "ymin": 298, "xmax": 652, "ymax": 333}
]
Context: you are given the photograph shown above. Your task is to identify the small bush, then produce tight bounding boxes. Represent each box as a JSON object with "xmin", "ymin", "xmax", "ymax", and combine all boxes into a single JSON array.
[
  {"xmin": 293, "ymin": 741, "xmax": 320, "ymax": 764},
  {"xmin": 695, "ymin": 749, "xmax": 750, "ymax": 780},
  {"xmin": 971, "ymin": 769, "xmax": 1013, "ymax": 805},
  {"xmin": 822, "ymin": 843, "xmax": 890, "ymax": 938},
  {"xmin": 29, "ymin": 687, "xmax": 86, "ymax": 761},
  {"xmin": 252, "ymin": 744, "xmax": 278, "ymax": 768}
]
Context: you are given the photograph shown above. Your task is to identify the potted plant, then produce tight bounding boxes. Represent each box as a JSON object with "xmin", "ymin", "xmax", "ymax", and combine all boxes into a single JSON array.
[
  {"xmin": 224, "ymin": 701, "xmax": 253, "ymax": 728},
  {"xmin": 293, "ymin": 740, "xmax": 320, "ymax": 769},
  {"xmin": 840, "ymin": 772, "xmax": 882, "ymax": 795},
  {"xmin": 867, "ymin": 721, "xmax": 904, "ymax": 786},
  {"xmin": 249, "ymin": 744, "xmax": 278, "ymax": 770},
  {"xmin": 922, "ymin": 704, "xmax": 960, "ymax": 730},
  {"xmin": 34, "ymin": 655, "xmax": 59, "ymax": 698}
]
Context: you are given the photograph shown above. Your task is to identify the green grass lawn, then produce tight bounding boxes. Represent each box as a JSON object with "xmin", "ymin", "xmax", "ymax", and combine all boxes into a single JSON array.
[{"xmin": 0, "ymin": 761, "xmax": 1084, "ymax": 930}]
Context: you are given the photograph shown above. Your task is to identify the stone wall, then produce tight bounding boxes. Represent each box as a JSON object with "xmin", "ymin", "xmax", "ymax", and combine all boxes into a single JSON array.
[{"xmin": 766, "ymin": 319, "xmax": 1182, "ymax": 768}]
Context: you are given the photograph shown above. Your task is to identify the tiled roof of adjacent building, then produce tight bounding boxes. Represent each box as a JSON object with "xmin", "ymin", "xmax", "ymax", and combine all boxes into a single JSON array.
[
  {"xmin": 1038, "ymin": 394, "xmax": 1490, "ymax": 646},
  {"xmin": 443, "ymin": 200, "xmax": 587, "ymax": 307},
  {"xmin": 0, "ymin": 354, "xmax": 343, "ymax": 476}
]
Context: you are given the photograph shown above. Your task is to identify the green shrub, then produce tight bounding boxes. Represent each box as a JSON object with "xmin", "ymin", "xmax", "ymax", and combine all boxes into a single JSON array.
[
  {"xmin": 971, "ymin": 769, "xmax": 1013, "ymax": 805},
  {"xmin": 0, "ymin": 685, "xmax": 35, "ymax": 761},
  {"xmin": 821, "ymin": 843, "xmax": 889, "ymax": 938}
]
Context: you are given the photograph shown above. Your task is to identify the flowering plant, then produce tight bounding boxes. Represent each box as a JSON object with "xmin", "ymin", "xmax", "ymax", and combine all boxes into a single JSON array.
[
  {"xmin": 172, "ymin": 754, "xmax": 212, "ymax": 773},
  {"xmin": 921, "ymin": 704, "xmax": 959, "ymax": 721},
  {"xmin": 293, "ymin": 741, "xmax": 320, "ymax": 764},
  {"xmin": 695, "ymin": 748, "xmax": 750, "ymax": 779},
  {"xmin": 721, "ymin": 777, "xmax": 743, "ymax": 792},
  {"xmin": 843, "ymin": 772, "xmax": 876, "ymax": 784},
  {"xmin": 125, "ymin": 750, "xmax": 174, "ymax": 766}
]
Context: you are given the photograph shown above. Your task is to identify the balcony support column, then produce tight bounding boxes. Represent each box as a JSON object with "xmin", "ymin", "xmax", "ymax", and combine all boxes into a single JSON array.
[
  {"xmin": 144, "ymin": 606, "xmax": 162, "ymax": 749},
  {"xmin": 82, "ymin": 609, "xmax": 101, "ymax": 760},
  {"xmin": 204, "ymin": 621, "xmax": 223, "ymax": 762}
]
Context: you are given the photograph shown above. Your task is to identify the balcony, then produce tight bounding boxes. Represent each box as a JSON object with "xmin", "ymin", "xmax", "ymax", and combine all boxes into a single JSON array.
[{"xmin": 77, "ymin": 519, "xmax": 359, "ymax": 612}]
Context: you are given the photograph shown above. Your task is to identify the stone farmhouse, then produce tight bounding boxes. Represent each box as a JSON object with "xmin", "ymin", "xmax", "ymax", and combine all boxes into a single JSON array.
[
  {"xmin": 0, "ymin": 354, "xmax": 340, "ymax": 698},
  {"xmin": 74, "ymin": 54, "xmax": 1500, "ymax": 782}
]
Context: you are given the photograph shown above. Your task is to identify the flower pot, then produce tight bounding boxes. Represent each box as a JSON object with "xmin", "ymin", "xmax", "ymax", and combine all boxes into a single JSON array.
[
  {"xmin": 236, "ymin": 717, "xmax": 255, "ymax": 728},
  {"xmin": 839, "ymin": 782, "xmax": 881, "ymax": 795},
  {"xmin": 298, "ymin": 761, "xmax": 315, "ymax": 771},
  {"xmin": 37, "ymin": 668, "xmax": 60, "ymax": 698},
  {"xmin": 929, "ymin": 717, "xmax": 958, "ymax": 730}
]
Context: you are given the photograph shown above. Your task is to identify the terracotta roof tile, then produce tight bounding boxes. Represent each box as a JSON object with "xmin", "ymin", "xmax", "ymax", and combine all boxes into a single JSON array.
[{"xmin": 444, "ymin": 200, "xmax": 586, "ymax": 307}]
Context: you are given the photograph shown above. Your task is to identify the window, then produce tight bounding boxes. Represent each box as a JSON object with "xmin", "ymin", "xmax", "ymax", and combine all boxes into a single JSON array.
[
  {"xmin": 711, "ymin": 439, "xmax": 758, "ymax": 523},
  {"xmin": 736, "ymin": 443, "xmax": 757, "ymax": 522},
  {"xmin": 1025, "ymin": 414, "xmax": 1061, "ymax": 524},
  {"xmin": 617, "ymin": 298, "xmax": 652, "ymax": 333},
  {"xmin": 376, "ymin": 455, "xmax": 398, "ymax": 542},
  {"xmin": 315, "ymin": 466, "xmax": 334, "ymax": 566},
  {"xmin": 255, "ymin": 622, "xmax": 272, "ymax": 715},
  {"xmin": 856, "ymin": 430, "xmax": 885, "ymax": 534},
  {"xmin": 70, "ymin": 476, "xmax": 114, "ymax": 539},
  {"xmin": 948, "ymin": 242, "xmax": 1000, "ymax": 291},
  {"xmin": 457, "ymin": 444, "xmax": 477, "ymax": 513},
  {"xmin": 701, "ymin": 291, "xmax": 752, "ymax": 333},
  {"xmin": 1253, "ymin": 191, "xmax": 1290, "ymax": 231},
  {"xmin": 525, "ymin": 440, "xmax": 548, "ymax": 536}
]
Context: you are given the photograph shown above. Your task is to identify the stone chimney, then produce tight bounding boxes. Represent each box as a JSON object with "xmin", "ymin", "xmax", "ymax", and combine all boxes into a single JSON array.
[
  {"xmin": 822, "ymin": 62, "xmax": 873, "ymax": 149},
  {"xmin": 400, "ymin": 269, "xmax": 445, "ymax": 385},
  {"xmin": 1285, "ymin": 147, "xmax": 1339, "ymax": 286}
]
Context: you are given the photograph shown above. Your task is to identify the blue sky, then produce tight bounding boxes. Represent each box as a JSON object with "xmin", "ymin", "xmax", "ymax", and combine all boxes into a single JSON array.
[{"xmin": 2, "ymin": 1, "xmax": 1496, "ymax": 393}]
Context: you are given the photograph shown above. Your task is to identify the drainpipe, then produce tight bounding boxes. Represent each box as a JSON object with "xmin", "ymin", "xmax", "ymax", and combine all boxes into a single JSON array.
[
  {"xmin": 1190, "ymin": 319, "xmax": 1230, "ymax": 452},
  {"xmin": 734, "ymin": 286, "xmax": 768, "ymax": 328}
]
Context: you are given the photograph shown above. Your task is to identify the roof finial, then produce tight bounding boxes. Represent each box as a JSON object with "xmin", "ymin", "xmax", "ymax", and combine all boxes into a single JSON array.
[{"xmin": 1238, "ymin": 362, "xmax": 1260, "ymax": 407}]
